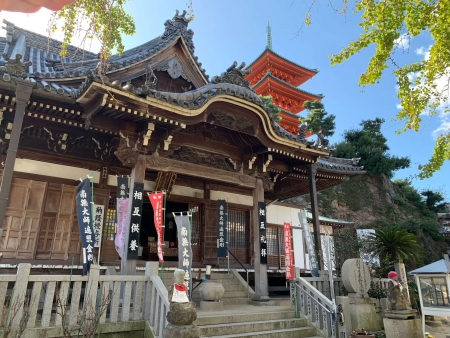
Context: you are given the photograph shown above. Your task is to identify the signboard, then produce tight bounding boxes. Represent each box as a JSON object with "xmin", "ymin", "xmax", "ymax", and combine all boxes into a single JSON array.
[
  {"xmin": 115, "ymin": 176, "xmax": 128, "ymax": 240},
  {"xmin": 216, "ymin": 199, "xmax": 227, "ymax": 257},
  {"xmin": 117, "ymin": 177, "xmax": 129, "ymax": 199},
  {"xmin": 258, "ymin": 202, "xmax": 267, "ymax": 264},
  {"xmin": 148, "ymin": 192, "xmax": 164, "ymax": 262},
  {"xmin": 127, "ymin": 182, "xmax": 144, "ymax": 259},
  {"xmin": 174, "ymin": 214, "xmax": 193, "ymax": 299},
  {"xmin": 299, "ymin": 210, "xmax": 319, "ymax": 277},
  {"xmin": 93, "ymin": 204, "xmax": 104, "ymax": 248},
  {"xmin": 283, "ymin": 222, "xmax": 294, "ymax": 280},
  {"xmin": 114, "ymin": 198, "xmax": 128, "ymax": 258},
  {"xmin": 75, "ymin": 178, "xmax": 94, "ymax": 275}
]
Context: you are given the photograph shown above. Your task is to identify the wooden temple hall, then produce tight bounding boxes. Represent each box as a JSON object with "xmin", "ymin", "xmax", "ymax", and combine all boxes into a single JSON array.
[{"xmin": 0, "ymin": 11, "xmax": 364, "ymax": 278}]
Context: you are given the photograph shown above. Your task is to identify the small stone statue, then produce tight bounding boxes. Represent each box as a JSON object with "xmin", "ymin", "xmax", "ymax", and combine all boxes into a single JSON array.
[
  {"xmin": 387, "ymin": 271, "xmax": 409, "ymax": 311},
  {"xmin": 163, "ymin": 268, "xmax": 199, "ymax": 338},
  {"xmin": 168, "ymin": 269, "xmax": 189, "ymax": 303}
]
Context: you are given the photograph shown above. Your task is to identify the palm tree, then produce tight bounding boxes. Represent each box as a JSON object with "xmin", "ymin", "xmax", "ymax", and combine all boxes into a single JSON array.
[{"xmin": 368, "ymin": 226, "xmax": 423, "ymax": 264}]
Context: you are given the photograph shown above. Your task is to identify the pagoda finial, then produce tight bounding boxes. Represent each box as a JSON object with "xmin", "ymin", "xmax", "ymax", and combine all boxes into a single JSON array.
[{"xmin": 266, "ymin": 21, "xmax": 272, "ymax": 50}]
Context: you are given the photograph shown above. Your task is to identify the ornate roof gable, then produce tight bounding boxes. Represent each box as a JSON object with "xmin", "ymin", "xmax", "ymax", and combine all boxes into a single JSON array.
[{"xmin": 161, "ymin": 10, "xmax": 195, "ymax": 54}]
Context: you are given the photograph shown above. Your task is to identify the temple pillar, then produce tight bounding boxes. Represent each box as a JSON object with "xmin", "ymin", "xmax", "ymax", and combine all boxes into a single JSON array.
[
  {"xmin": 252, "ymin": 178, "xmax": 269, "ymax": 301},
  {"xmin": 308, "ymin": 164, "xmax": 324, "ymax": 270},
  {"xmin": 121, "ymin": 154, "xmax": 146, "ymax": 275},
  {"xmin": 0, "ymin": 79, "xmax": 34, "ymax": 239}
]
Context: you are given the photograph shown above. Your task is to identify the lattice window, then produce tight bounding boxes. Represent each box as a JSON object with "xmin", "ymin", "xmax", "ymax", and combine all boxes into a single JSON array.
[
  {"xmin": 190, "ymin": 206, "xmax": 201, "ymax": 246},
  {"xmin": 228, "ymin": 210, "xmax": 248, "ymax": 249},
  {"xmin": 267, "ymin": 228, "xmax": 278, "ymax": 255},
  {"xmin": 103, "ymin": 196, "xmax": 116, "ymax": 241}
]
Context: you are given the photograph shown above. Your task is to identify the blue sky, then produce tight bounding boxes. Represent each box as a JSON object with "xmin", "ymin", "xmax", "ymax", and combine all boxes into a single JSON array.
[{"xmin": 1, "ymin": 0, "xmax": 448, "ymax": 199}]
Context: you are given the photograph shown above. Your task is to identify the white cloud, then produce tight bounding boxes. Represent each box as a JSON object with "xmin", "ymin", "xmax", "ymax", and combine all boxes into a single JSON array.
[
  {"xmin": 394, "ymin": 33, "xmax": 410, "ymax": 50},
  {"xmin": 415, "ymin": 45, "xmax": 431, "ymax": 60},
  {"xmin": 0, "ymin": 9, "xmax": 100, "ymax": 52},
  {"xmin": 432, "ymin": 112, "xmax": 450, "ymax": 140}
]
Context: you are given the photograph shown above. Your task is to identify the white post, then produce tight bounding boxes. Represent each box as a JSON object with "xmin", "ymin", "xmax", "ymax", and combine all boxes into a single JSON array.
[
  {"xmin": 11, "ymin": 263, "xmax": 31, "ymax": 329},
  {"xmin": 414, "ymin": 274, "xmax": 426, "ymax": 337}
]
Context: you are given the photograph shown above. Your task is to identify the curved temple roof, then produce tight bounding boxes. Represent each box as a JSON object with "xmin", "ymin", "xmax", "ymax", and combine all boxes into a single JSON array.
[{"xmin": 0, "ymin": 10, "xmax": 365, "ymax": 181}]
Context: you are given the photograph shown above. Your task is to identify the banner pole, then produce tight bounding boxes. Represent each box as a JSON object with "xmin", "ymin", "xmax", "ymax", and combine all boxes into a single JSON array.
[
  {"xmin": 291, "ymin": 221, "xmax": 299, "ymax": 318},
  {"xmin": 160, "ymin": 190, "xmax": 167, "ymax": 280},
  {"xmin": 226, "ymin": 199, "xmax": 229, "ymax": 274}
]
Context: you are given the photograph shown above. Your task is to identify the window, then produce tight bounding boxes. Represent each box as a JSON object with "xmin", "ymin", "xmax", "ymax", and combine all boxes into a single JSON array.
[
  {"xmin": 228, "ymin": 210, "xmax": 248, "ymax": 249},
  {"xmin": 420, "ymin": 277, "xmax": 449, "ymax": 307}
]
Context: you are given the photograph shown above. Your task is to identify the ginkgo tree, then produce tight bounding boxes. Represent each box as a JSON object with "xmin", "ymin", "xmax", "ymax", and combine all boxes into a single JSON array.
[{"xmin": 302, "ymin": 0, "xmax": 450, "ymax": 179}]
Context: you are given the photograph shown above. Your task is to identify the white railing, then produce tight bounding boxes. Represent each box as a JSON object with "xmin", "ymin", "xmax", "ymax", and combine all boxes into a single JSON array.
[
  {"xmin": 294, "ymin": 277, "xmax": 336, "ymax": 338},
  {"xmin": 302, "ymin": 276, "xmax": 389, "ymax": 300},
  {"xmin": 0, "ymin": 262, "xmax": 168, "ymax": 336},
  {"xmin": 148, "ymin": 275, "xmax": 170, "ymax": 338}
]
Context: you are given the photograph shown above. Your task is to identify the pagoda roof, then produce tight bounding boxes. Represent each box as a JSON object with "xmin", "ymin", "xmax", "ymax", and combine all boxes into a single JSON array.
[
  {"xmin": 0, "ymin": 11, "xmax": 209, "ymax": 84},
  {"xmin": 253, "ymin": 72, "xmax": 323, "ymax": 100},
  {"xmin": 247, "ymin": 48, "xmax": 318, "ymax": 76}
]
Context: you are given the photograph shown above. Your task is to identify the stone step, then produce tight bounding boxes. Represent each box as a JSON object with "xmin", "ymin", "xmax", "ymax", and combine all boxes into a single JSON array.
[
  {"xmin": 198, "ymin": 319, "xmax": 314, "ymax": 337},
  {"xmin": 195, "ymin": 311, "xmax": 296, "ymax": 326},
  {"xmin": 194, "ymin": 298, "xmax": 251, "ymax": 306},
  {"xmin": 200, "ymin": 332, "xmax": 321, "ymax": 338},
  {"xmin": 192, "ymin": 291, "xmax": 248, "ymax": 299}
]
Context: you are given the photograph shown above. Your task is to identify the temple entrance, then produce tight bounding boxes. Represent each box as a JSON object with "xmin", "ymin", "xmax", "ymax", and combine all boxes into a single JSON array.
[
  {"xmin": 204, "ymin": 204, "xmax": 250, "ymax": 266},
  {"xmin": 140, "ymin": 200, "xmax": 201, "ymax": 263}
]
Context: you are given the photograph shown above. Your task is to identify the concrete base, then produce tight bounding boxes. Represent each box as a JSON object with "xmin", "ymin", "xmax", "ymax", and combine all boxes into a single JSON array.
[
  {"xmin": 383, "ymin": 317, "xmax": 423, "ymax": 338},
  {"xmin": 348, "ymin": 296, "xmax": 381, "ymax": 333},
  {"xmin": 200, "ymin": 300, "xmax": 224, "ymax": 311},
  {"xmin": 163, "ymin": 324, "xmax": 199, "ymax": 338},
  {"xmin": 385, "ymin": 309, "xmax": 418, "ymax": 320},
  {"xmin": 247, "ymin": 300, "xmax": 280, "ymax": 306}
]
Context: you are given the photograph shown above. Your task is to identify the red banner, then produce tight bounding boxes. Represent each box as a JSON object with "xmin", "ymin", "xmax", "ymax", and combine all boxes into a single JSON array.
[
  {"xmin": 283, "ymin": 222, "xmax": 294, "ymax": 280},
  {"xmin": 148, "ymin": 192, "xmax": 164, "ymax": 262}
]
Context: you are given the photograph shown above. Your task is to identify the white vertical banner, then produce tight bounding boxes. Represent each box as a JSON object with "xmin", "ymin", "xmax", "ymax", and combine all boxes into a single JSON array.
[
  {"xmin": 299, "ymin": 210, "xmax": 319, "ymax": 277},
  {"xmin": 292, "ymin": 228, "xmax": 305, "ymax": 269},
  {"xmin": 93, "ymin": 204, "xmax": 105, "ymax": 263}
]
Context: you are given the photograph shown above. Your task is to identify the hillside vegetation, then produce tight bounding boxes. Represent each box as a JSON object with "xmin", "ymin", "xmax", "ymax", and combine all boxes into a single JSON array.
[{"xmin": 286, "ymin": 173, "xmax": 449, "ymax": 265}]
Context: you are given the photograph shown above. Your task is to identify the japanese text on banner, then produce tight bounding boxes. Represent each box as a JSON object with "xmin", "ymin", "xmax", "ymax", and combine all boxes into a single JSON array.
[
  {"xmin": 258, "ymin": 202, "xmax": 267, "ymax": 264},
  {"xmin": 75, "ymin": 178, "xmax": 94, "ymax": 275},
  {"xmin": 299, "ymin": 210, "xmax": 319, "ymax": 277},
  {"xmin": 127, "ymin": 183, "xmax": 144, "ymax": 259},
  {"xmin": 216, "ymin": 200, "xmax": 227, "ymax": 257},
  {"xmin": 148, "ymin": 192, "xmax": 164, "ymax": 262},
  {"xmin": 283, "ymin": 222, "xmax": 294, "ymax": 280},
  {"xmin": 93, "ymin": 204, "xmax": 104, "ymax": 248},
  {"xmin": 174, "ymin": 214, "xmax": 193, "ymax": 299}
]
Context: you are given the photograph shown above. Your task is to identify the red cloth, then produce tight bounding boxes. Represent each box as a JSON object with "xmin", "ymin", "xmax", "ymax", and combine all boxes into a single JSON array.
[
  {"xmin": 388, "ymin": 271, "xmax": 398, "ymax": 279},
  {"xmin": 174, "ymin": 283, "xmax": 186, "ymax": 292}
]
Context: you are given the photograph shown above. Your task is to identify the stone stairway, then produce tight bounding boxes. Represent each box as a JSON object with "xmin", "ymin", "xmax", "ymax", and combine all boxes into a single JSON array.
[
  {"xmin": 160, "ymin": 270, "xmax": 322, "ymax": 338},
  {"xmin": 195, "ymin": 309, "xmax": 322, "ymax": 338},
  {"xmin": 161, "ymin": 270, "xmax": 251, "ymax": 305}
]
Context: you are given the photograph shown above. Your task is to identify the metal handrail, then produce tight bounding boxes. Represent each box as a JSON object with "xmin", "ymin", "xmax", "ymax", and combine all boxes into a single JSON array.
[
  {"xmin": 294, "ymin": 277, "xmax": 336, "ymax": 338},
  {"xmin": 226, "ymin": 247, "xmax": 250, "ymax": 298}
]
